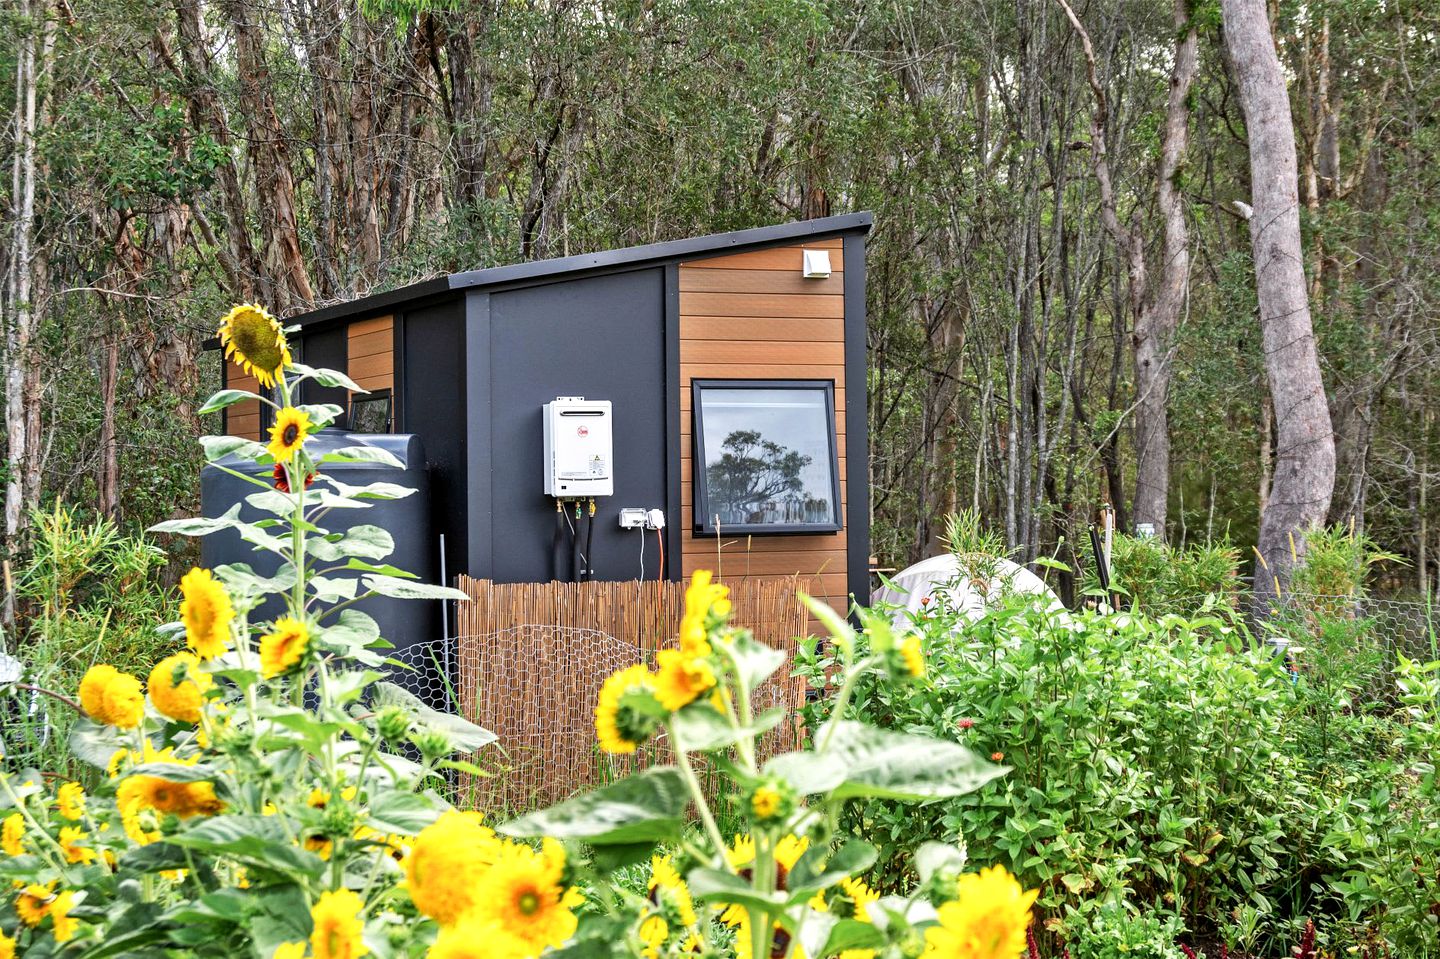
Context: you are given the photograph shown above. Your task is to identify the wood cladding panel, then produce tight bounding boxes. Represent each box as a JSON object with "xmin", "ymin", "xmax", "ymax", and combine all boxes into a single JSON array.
[
  {"xmin": 223, "ymin": 365, "xmax": 262, "ymax": 441},
  {"xmin": 678, "ymin": 240, "xmax": 850, "ymax": 621},
  {"xmin": 348, "ymin": 316, "xmax": 394, "ymax": 395}
]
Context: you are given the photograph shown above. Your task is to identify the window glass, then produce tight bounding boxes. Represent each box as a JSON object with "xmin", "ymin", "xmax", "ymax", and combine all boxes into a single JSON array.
[{"xmin": 694, "ymin": 383, "xmax": 840, "ymax": 533}]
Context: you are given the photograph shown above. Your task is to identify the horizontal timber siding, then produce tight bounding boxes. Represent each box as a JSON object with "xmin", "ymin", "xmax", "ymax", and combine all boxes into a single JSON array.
[
  {"xmin": 348, "ymin": 315, "xmax": 394, "ymax": 395},
  {"xmin": 678, "ymin": 238, "xmax": 849, "ymax": 627},
  {"xmin": 222, "ymin": 364, "xmax": 261, "ymax": 441}
]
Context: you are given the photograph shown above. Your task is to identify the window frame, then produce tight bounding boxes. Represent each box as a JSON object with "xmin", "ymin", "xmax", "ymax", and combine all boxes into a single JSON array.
[
  {"xmin": 690, "ymin": 378, "xmax": 843, "ymax": 536},
  {"xmin": 348, "ymin": 388, "xmax": 394, "ymax": 434}
]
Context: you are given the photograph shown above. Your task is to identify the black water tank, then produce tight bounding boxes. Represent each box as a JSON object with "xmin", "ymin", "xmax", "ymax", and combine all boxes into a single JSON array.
[{"xmin": 200, "ymin": 431, "xmax": 440, "ymax": 672}]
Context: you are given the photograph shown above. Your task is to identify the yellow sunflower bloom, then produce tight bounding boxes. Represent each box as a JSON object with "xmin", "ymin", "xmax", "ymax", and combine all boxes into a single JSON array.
[
  {"xmin": 268, "ymin": 406, "xmax": 313, "ymax": 463},
  {"xmin": 59, "ymin": 826, "xmax": 95, "ymax": 865},
  {"xmin": 0, "ymin": 928, "xmax": 16, "ymax": 959},
  {"xmin": 77, "ymin": 664, "xmax": 144, "ymax": 728},
  {"xmin": 648, "ymin": 854, "xmax": 698, "ymax": 928},
  {"xmin": 50, "ymin": 890, "xmax": 77, "ymax": 943},
  {"xmin": 403, "ymin": 810, "xmax": 502, "ymax": 925},
  {"xmin": 595, "ymin": 664, "xmax": 661, "ymax": 754},
  {"xmin": 14, "ymin": 882, "xmax": 54, "ymax": 926},
  {"xmin": 180, "ymin": 567, "xmax": 235, "ymax": 660},
  {"xmin": 56, "ymin": 782, "xmax": 85, "ymax": 821},
  {"xmin": 653, "ymin": 648, "xmax": 716, "ymax": 712},
  {"xmin": 750, "ymin": 785, "xmax": 782, "ymax": 820},
  {"xmin": 2, "ymin": 813, "xmax": 23, "ymax": 856},
  {"xmin": 900, "ymin": 635, "xmax": 925, "ymax": 679},
  {"xmin": 149, "ymin": 651, "xmax": 213, "ymax": 724},
  {"xmin": 273, "ymin": 943, "xmax": 307, "ymax": 959},
  {"xmin": 427, "ymin": 915, "xmax": 526, "ymax": 959},
  {"xmin": 923, "ymin": 865, "xmax": 1038, "ymax": 959},
  {"xmin": 218, "ymin": 303, "xmax": 291, "ymax": 388},
  {"xmin": 260, "ymin": 617, "xmax": 311, "ymax": 678},
  {"xmin": 722, "ymin": 834, "xmax": 811, "ymax": 925},
  {"xmin": 309, "ymin": 888, "xmax": 368, "ymax": 959},
  {"xmin": 639, "ymin": 915, "xmax": 668, "ymax": 959},
  {"xmin": 468, "ymin": 838, "xmax": 582, "ymax": 955}
]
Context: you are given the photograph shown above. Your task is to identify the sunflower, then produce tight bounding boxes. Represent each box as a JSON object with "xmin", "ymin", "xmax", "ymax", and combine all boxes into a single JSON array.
[
  {"xmin": 149, "ymin": 651, "xmax": 213, "ymax": 724},
  {"xmin": 639, "ymin": 916, "xmax": 668, "ymax": 959},
  {"xmin": 273, "ymin": 943, "xmax": 307, "ymax": 959},
  {"xmin": 50, "ymin": 890, "xmax": 77, "ymax": 943},
  {"xmin": 722, "ymin": 834, "xmax": 810, "ymax": 926},
  {"xmin": 274, "ymin": 462, "xmax": 316, "ymax": 493},
  {"xmin": 56, "ymin": 782, "xmax": 85, "ymax": 821},
  {"xmin": 466, "ymin": 838, "xmax": 582, "ymax": 954},
  {"xmin": 810, "ymin": 876, "xmax": 882, "ymax": 959},
  {"xmin": 427, "ymin": 916, "xmax": 526, "ymax": 959},
  {"xmin": 923, "ymin": 865, "xmax": 1038, "ymax": 959},
  {"xmin": 0, "ymin": 928, "xmax": 16, "ymax": 959},
  {"xmin": 653, "ymin": 648, "xmax": 717, "ymax": 712},
  {"xmin": 117, "ymin": 774, "xmax": 223, "ymax": 843},
  {"xmin": 77, "ymin": 664, "xmax": 144, "ymax": 728},
  {"xmin": 648, "ymin": 855, "xmax": 697, "ymax": 929},
  {"xmin": 180, "ymin": 567, "xmax": 235, "ymax": 660},
  {"xmin": 268, "ymin": 406, "xmax": 313, "ymax": 463},
  {"xmin": 260, "ymin": 617, "xmax": 311, "ymax": 678},
  {"xmin": 309, "ymin": 888, "xmax": 368, "ymax": 959},
  {"xmin": 14, "ymin": 882, "xmax": 54, "ymax": 926},
  {"xmin": 403, "ymin": 810, "xmax": 502, "ymax": 925},
  {"xmin": 218, "ymin": 303, "xmax": 290, "ymax": 388},
  {"xmin": 59, "ymin": 826, "xmax": 95, "ymax": 865},
  {"xmin": 2, "ymin": 813, "xmax": 23, "ymax": 856},
  {"xmin": 595, "ymin": 664, "xmax": 661, "ymax": 754},
  {"xmin": 748, "ymin": 780, "xmax": 796, "ymax": 824},
  {"xmin": 899, "ymin": 634, "xmax": 925, "ymax": 679}
]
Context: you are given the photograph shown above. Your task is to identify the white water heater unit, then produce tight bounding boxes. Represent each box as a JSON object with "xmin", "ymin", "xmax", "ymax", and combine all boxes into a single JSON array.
[{"xmin": 543, "ymin": 397, "xmax": 613, "ymax": 497}]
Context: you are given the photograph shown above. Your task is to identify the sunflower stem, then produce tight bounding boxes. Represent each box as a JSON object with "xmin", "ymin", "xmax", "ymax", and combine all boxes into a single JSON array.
[{"xmin": 667, "ymin": 722, "xmax": 728, "ymax": 862}]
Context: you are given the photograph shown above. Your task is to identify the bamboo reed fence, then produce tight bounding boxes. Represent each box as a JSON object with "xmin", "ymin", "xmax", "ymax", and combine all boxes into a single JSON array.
[{"xmin": 452, "ymin": 575, "xmax": 810, "ymax": 812}]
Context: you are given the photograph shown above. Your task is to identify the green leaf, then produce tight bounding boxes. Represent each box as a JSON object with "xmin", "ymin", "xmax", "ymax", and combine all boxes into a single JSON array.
[
  {"xmin": 362, "ymin": 574, "xmax": 469, "ymax": 601},
  {"xmin": 199, "ymin": 389, "xmax": 262, "ymax": 415},
  {"xmin": 766, "ymin": 721, "xmax": 1006, "ymax": 801},
  {"xmin": 818, "ymin": 919, "xmax": 886, "ymax": 958},
  {"xmin": 671, "ymin": 704, "xmax": 785, "ymax": 751},
  {"xmin": 326, "ymin": 479, "xmax": 417, "ymax": 500},
  {"xmin": 149, "ymin": 504, "xmax": 241, "ymax": 537},
  {"xmin": 127, "ymin": 762, "xmax": 222, "ymax": 783},
  {"xmin": 167, "ymin": 815, "xmax": 324, "ymax": 876},
  {"xmin": 290, "ymin": 362, "xmax": 365, "ymax": 393},
  {"xmin": 367, "ymin": 791, "xmax": 442, "ymax": 834},
  {"xmin": 200, "ymin": 435, "xmax": 267, "ymax": 463},
  {"xmin": 246, "ymin": 489, "xmax": 298, "ymax": 516},
  {"xmin": 310, "ymin": 525, "xmax": 396, "ymax": 562},
  {"xmin": 343, "ymin": 558, "xmax": 417, "ymax": 578},
  {"xmin": 324, "ymin": 608, "xmax": 382, "ymax": 646},
  {"xmin": 787, "ymin": 839, "xmax": 878, "ymax": 898},
  {"xmin": 915, "ymin": 841, "xmax": 968, "ymax": 882},
  {"xmin": 723, "ymin": 630, "xmax": 788, "ymax": 689},
  {"xmin": 500, "ymin": 767, "xmax": 688, "ymax": 845},
  {"xmin": 371, "ymin": 682, "xmax": 496, "ymax": 752},
  {"xmin": 310, "ymin": 575, "xmax": 360, "ymax": 603},
  {"xmin": 69, "ymin": 719, "xmax": 124, "ymax": 769},
  {"xmin": 319, "ymin": 445, "xmax": 404, "ymax": 468},
  {"xmin": 801, "ymin": 592, "xmax": 856, "ymax": 656},
  {"xmin": 686, "ymin": 867, "xmax": 788, "ymax": 910},
  {"xmin": 589, "ymin": 841, "xmax": 658, "ymax": 873}
]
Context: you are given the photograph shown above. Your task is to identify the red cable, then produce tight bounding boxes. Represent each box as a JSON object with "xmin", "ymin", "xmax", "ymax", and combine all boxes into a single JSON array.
[{"xmin": 656, "ymin": 525, "xmax": 665, "ymax": 580}]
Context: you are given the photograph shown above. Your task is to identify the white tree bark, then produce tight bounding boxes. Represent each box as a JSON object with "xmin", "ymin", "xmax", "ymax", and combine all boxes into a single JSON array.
[{"xmin": 1221, "ymin": 0, "xmax": 1336, "ymax": 607}]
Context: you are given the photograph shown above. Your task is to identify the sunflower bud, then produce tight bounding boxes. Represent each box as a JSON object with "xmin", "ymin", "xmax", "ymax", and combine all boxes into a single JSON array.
[
  {"xmin": 375, "ymin": 706, "xmax": 411, "ymax": 744},
  {"xmin": 746, "ymin": 777, "xmax": 798, "ymax": 827},
  {"xmin": 410, "ymin": 728, "xmax": 452, "ymax": 761}
]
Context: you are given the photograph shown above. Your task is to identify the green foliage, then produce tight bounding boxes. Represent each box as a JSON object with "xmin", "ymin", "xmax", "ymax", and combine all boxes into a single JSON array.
[
  {"xmin": 1067, "ymin": 903, "xmax": 1188, "ymax": 959},
  {"xmin": 1087, "ymin": 534, "xmax": 1242, "ymax": 611}
]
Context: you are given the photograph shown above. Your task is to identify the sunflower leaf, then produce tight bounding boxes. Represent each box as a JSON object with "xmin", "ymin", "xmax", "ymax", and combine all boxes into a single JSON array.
[
  {"xmin": 289, "ymin": 363, "xmax": 365, "ymax": 394},
  {"xmin": 199, "ymin": 390, "xmax": 262, "ymax": 415},
  {"xmin": 319, "ymin": 446, "xmax": 404, "ymax": 469},
  {"xmin": 200, "ymin": 435, "xmax": 268, "ymax": 464},
  {"xmin": 362, "ymin": 574, "xmax": 468, "ymax": 601},
  {"xmin": 499, "ymin": 767, "xmax": 688, "ymax": 844}
]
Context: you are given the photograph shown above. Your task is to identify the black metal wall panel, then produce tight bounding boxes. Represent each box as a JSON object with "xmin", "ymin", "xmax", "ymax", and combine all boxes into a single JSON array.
[
  {"xmin": 483, "ymin": 268, "xmax": 667, "ymax": 583},
  {"xmin": 400, "ymin": 297, "xmax": 469, "ymax": 581},
  {"xmin": 299, "ymin": 324, "xmax": 349, "ymax": 417}
]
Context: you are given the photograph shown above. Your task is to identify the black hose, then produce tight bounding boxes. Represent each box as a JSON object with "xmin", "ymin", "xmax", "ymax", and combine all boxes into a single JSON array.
[
  {"xmin": 571, "ymin": 502, "xmax": 583, "ymax": 585},
  {"xmin": 552, "ymin": 501, "xmax": 566, "ymax": 582},
  {"xmin": 583, "ymin": 501, "xmax": 597, "ymax": 582}
]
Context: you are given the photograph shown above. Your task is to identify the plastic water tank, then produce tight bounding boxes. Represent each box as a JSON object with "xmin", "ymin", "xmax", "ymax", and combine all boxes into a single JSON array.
[{"xmin": 200, "ymin": 430, "xmax": 441, "ymax": 697}]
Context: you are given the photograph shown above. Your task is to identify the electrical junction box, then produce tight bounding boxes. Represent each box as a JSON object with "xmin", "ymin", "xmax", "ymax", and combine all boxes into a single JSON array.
[{"xmin": 543, "ymin": 397, "xmax": 613, "ymax": 497}]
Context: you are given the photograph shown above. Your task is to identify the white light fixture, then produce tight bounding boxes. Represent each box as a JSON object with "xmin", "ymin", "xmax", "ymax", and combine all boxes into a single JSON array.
[{"xmin": 802, "ymin": 249, "xmax": 832, "ymax": 279}]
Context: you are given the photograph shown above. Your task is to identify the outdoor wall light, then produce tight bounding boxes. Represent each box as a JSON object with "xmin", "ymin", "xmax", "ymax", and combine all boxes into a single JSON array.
[{"xmin": 802, "ymin": 248, "xmax": 832, "ymax": 278}]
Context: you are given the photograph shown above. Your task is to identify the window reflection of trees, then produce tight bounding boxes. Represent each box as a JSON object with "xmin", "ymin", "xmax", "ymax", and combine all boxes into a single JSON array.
[{"xmin": 704, "ymin": 429, "xmax": 831, "ymax": 526}]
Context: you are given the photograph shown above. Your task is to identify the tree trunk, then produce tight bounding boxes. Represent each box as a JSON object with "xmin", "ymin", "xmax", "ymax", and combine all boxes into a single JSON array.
[{"xmin": 1222, "ymin": 0, "xmax": 1337, "ymax": 608}]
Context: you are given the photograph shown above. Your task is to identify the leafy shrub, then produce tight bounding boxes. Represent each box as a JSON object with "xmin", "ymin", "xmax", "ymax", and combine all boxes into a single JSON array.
[
  {"xmin": 1085, "ymin": 535, "xmax": 1241, "ymax": 612},
  {"xmin": 1067, "ymin": 903, "xmax": 1187, "ymax": 959},
  {"xmin": 800, "ymin": 596, "xmax": 1328, "ymax": 951}
]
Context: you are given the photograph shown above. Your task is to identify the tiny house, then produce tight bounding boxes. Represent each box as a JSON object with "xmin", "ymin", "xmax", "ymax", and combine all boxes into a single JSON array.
[{"xmin": 218, "ymin": 213, "xmax": 872, "ymax": 622}]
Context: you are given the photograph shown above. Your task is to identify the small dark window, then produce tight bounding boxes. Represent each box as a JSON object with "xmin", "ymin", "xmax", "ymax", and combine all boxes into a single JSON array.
[
  {"xmin": 691, "ymin": 379, "xmax": 842, "ymax": 536},
  {"xmin": 349, "ymin": 389, "xmax": 393, "ymax": 434}
]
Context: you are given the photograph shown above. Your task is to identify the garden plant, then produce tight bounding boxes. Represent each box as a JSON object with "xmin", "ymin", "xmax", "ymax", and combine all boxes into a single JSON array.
[{"xmin": 0, "ymin": 305, "xmax": 1043, "ymax": 959}]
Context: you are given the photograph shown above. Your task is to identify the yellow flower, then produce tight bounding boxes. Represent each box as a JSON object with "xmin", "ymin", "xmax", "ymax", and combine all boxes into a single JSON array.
[
  {"xmin": 427, "ymin": 916, "xmax": 526, "ymax": 959},
  {"xmin": 268, "ymin": 406, "xmax": 313, "ymax": 463},
  {"xmin": 1, "ymin": 813, "xmax": 23, "ymax": 856},
  {"xmin": 923, "ymin": 865, "xmax": 1038, "ymax": 959},
  {"xmin": 59, "ymin": 826, "xmax": 95, "ymax": 865},
  {"xmin": 648, "ymin": 854, "xmax": 697, "ymax": 928},
  {"xmin": 77, "ymin": 664, "xmax": 144, "ymax": 728},
  {"xmin": 751, "ymin": 786, "xmax": 782, "ymax": 820},
  {"xmin": 654, "ymin": 648, "xmax": 716, "ymax": 712},
  {"xmin": 900, "ymin": 635, "xmax": 925, "ymax": 679},
  {"xmin": 116, "ymin": 774, "xmax": 224, "ymax": 844},
  {"xmin": 56, "ymin": 781, "xmax": 86, "ymax": 820},
  {"xmin": 14, "ymin": 882, "xmax": 54, "ymax": 926},
  {"xmin": 678, "ymin": 570, "xmax": 730, "ymax": 655},
  {"xmin": 468, "ymin": 838, "xmax": 582, "ymax": 954},
  {"xmin": 0, "ymin": 927, "xmax": 16, "ymax": 959},
  {"xmin": 274, "ymin": 943, "xmax": 307, "ymax": 959},
  {"xmin": 403, "ymin": 810, "xmax": 501, "ymax": 925},
  {"xmin": 305, "ymin": 835, "xmax": 334, "ymax": 861},
  {"xmin": 723, "ymin": 834, "xmax": 810, "ymax": 925},
  {"xmin": 639, "ymin": 915, "xmax": 668, "ymax": 959},
  {"xmin": 50, "ymin": 889, "xmax": 77, "ymax": 943},
  {"xmin": 218, "ymin": 303, "xmax": 290, "ymax": 388},
  {"xmin": 261, "ymin": 617, "xmax": 311, "ymax": 678},
  {"xmin": 810, "ymin": 877, "xmax": 881, "ymax": 959},
  {"xmin": 149, "ymin": 651, "xmax": 213, "ymax": 724},
  {"xmin": 180, "ymin": 567, "xmax": 235, "ymax": 660},
  {"xmin": 309, "ymin": 888, "xmax": 368, "ymax": 959},
  {"xmin": 595, "ymin": 664, "xmax": 661, "ymax": 754}
]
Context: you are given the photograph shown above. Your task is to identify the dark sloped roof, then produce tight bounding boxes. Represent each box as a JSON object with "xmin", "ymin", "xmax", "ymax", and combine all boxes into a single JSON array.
[{"xmin": 288, "ymin": 212, "xmax": 872, "ymax": 329}]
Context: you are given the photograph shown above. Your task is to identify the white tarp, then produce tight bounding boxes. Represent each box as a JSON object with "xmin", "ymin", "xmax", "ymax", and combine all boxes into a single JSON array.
[{"xmin": 872, "ymin": 554, "xmax": 1064, "ymax": 624}]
